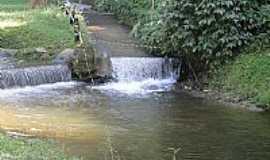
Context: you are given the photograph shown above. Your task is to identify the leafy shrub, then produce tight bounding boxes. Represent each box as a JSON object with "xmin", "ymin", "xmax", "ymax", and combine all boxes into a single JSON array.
[{"xmin": 95, "ymin": 0, "xmax": 269, "ymax": 71}]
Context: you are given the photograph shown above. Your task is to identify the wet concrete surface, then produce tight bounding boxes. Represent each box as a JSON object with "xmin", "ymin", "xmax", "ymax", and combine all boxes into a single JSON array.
[{"xmin": 85, "ymin": 10, "xmax": 149, "ymax": 57}]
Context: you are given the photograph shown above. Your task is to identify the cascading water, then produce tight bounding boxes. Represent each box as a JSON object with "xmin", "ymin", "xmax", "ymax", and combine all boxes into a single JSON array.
[
  {"xmin": 111, "ymin": 57, "xmax": 180, "ymax": 81},
  {"xmin": 93, "ymin": 57, "xmax": 181, "ymax": 94},
  {"xmin": 0, "ymin": 65, "xmax": 72, "ymax": 89}
]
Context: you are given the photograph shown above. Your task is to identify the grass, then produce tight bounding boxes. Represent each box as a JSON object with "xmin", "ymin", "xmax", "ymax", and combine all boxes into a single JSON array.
[
  {"xmin": 0, "ymin": 133, "xmax": 79, "ymax": 160},
  {"xmin": 211, "ymin": 48, "xmax": 270, "ymax": 109},
  {"xmin": 0, "ymin": 0, "xmax": 75, "ymax": 65},
  {"xmin": 0, "ymin": 0, "xmax": 29, "ymax": 11}
]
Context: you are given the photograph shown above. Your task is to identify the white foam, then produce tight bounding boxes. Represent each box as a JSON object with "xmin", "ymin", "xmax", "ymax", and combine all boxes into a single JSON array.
[
  {"xmin": 92, "ymin": 78, "xmax": 176, "ymax": 95},
  {"xmin": 92, "ymin": 57, "xmax": 180, "ymax": 95},
  {"xmin": 0, "ymin": 81, "xmax": 80, "ymax": 98}
]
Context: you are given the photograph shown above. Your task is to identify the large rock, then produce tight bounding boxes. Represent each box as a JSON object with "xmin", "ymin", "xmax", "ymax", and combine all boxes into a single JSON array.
[
  {"xmin": 71, "ymin": 47, "xmax": 95, "ymax": 81},
  {"xmin": 53, "ymin": 49, "xmax": 76, "ymax": 65},
  {"xmin": 53, "ymin": 46, "xmax": 111, "ymax": 82},
  {"xmin": 0, "ymin": 51, "xmax": 16, "ymax": 70},
  {"xmin": 54, "ymin": 48, "xmax": 96, "ymax": 81}
]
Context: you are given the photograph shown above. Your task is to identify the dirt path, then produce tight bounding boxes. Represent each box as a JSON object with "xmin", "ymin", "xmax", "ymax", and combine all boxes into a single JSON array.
[{"xmin": 84, "ymin": 11, "xmax": 149, "ymax": 57}]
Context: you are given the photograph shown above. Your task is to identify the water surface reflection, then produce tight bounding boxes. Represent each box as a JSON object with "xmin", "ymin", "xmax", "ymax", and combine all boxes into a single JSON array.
[{"xmin": 0, "ymin": 82, "xmax": 270, "ymax": 160}]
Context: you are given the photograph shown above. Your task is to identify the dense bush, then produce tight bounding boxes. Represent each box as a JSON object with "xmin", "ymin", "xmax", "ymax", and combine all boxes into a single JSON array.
[{"xmin": 95, "ymin": 0, "xmax": 269, "ymax": 71}]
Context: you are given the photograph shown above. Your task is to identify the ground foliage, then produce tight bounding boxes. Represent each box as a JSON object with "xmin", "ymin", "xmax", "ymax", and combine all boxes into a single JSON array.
[
  {"xmin": 0, "ymin": 134, "xmax": 79, "ymax": 160},
  {"xmin": 0, "ymin": 0, "xmax": 75, "ymax": 65},
  {"xmin": 211, "ymin": 49, "xmax": 270, "ymax": 109}
]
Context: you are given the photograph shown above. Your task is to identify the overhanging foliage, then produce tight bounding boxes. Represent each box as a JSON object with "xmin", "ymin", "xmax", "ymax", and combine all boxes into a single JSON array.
[{"xmin": 95, "ymin": 0, "xmax": 269, "ymax": 68}]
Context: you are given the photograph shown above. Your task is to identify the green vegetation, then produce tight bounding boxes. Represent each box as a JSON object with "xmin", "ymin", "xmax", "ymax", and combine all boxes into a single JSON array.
[
  {"xmin": 0, "ymin": 0, "xmax": 28, "ymax": 11},
  {"xmin": 0, "ymin": 133, "xmax": 79, "ymax": 160},
  {"xmin": 0, "ymin": 8, "xmax": 74, "ymax": 50},
  {"xmin": 211, "ymin": 49, "xmax": 270, "ymax": 109},
  {"xmin": 95, "ymin": 0, "xmax": 269, "ymax": 64},
  {"xmin": 209, "ymin": 4, "xmax": 270, "ymax": 109},
  {"xmin": 0, "ymin": 0, "xmax": 75, "ymax": 65}
]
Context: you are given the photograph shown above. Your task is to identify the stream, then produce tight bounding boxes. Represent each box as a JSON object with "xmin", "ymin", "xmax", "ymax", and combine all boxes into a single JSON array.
[{"xmin": 0, "ymin": 58, "xmax": 269, "ymax": 160}]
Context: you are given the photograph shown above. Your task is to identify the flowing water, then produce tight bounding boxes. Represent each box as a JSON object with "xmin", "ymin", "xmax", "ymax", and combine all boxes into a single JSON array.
[
  {"xmin": 110, "ymin": 57, "xmax": 180, "ymax": 81},
  {"xmin": 0, "ymin": 58, "xmax": 270, "ymax": 160},
  {"xmin": 93, "ymin": 57, "xmax": 181, "ymax": 94},
  {"xmin": 0, "ymin": 65, "xmax": 71, "ymax": 89}
]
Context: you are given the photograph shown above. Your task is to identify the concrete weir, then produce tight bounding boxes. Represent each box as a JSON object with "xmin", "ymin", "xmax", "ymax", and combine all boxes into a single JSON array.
[
  {"xmin": 83, "ymin": 7, "xmax": 180, "ymax": 81},
  {"xmin": 0, "ymin": 65, "xmax": 71, "ymax": 89}
]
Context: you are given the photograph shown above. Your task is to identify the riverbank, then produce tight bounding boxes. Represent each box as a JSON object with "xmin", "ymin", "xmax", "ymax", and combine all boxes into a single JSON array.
[
  {"xmin": 0, "ymin": 133, "xmax": 79, "ymax": 160},
  {"xmin": 0, "ymin": 0, "xmax": 75, "ymax": 66},
  {"xmin": 180, "ymin": 84, "xmax": 265, "ymax": 112},
  {"xmin": 209, "ymin": 48, "xmax": 270, "ymax": 111},
  {"xmin": 178, "ymin": 47, "xmax": 270, "ymax": 111}
]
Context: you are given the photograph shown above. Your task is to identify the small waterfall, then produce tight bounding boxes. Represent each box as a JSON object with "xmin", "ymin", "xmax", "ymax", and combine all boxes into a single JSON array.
[
  {"xmin": 111, "ymin": 57, "xmax": 180, "ymax": 82},
  {"xmin": 93, "ymin": 57, "xmax": 181, "ymax": 94},
  {"xmin": 0, "ymin": 65, "xmax": 71, "ymax": 89}
]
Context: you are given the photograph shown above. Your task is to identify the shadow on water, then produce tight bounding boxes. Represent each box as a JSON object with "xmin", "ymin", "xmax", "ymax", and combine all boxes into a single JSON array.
[{"xmin": 0, "ymin": 82, "xmax": 270, "ymax": 160}]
